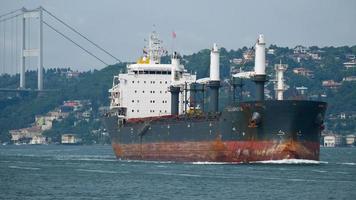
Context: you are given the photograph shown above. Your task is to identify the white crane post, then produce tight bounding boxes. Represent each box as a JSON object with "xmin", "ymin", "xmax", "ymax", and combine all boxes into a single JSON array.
[
  {"xmin": 254, "ymin": 34, "xmax": 266, "ymax": 75},
  {"xmin": 37, "ymin": 7, "xmax": 43, "ymax": 90},
  {"xmin": 210, "ymin": 43, "xmax": 220, "ymax": 81},
  {"xmin": 207, "ymin": 43, "xmax": 220, "ymax": 112},
  {"xmin": 171, "ymin": 52, "xmax": 180, "ymax": 83},
  {"xmin": 253, "ymin": 34, "xmax": 267, "ymax": 101}
]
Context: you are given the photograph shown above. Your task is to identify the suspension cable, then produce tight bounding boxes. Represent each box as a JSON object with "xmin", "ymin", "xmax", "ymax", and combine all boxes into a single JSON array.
[
  {"xmin": 3, "ymin": 20, "xmax": 6, "ymax": 74},
  {"xmin": 0, "ymin": 8, "xmax": 22, "ymax": 19},
  {"xmin": 0, "ymin": 13, "xmax": 23, "ymax": 23},
  {"xmin": 11, "ymin": 17, "xmax": 14, "ymax": 74},
  {"xmin": 0, "ymin": 22, "xmax": 2, "ymax": 74},
  {"xmin": 42, "ymin": 8, "xmax": 121, "ymax": 63},
  {"xmin": 43, "ymin": 20, "xmax": 108, "ymax": 66},
  {"xmin": 16, "ymin": 15, "xmax": 18, "ymax": 74}
]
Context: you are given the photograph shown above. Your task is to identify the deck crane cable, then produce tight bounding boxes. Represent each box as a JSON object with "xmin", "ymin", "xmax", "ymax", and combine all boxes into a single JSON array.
[
  {"xmin": 43, "ymin": 20, "xmax": 109, "ymax": 66},
  {"xmin": 42, "ymin": 8, "xmax": 121, "ymax": 63}
]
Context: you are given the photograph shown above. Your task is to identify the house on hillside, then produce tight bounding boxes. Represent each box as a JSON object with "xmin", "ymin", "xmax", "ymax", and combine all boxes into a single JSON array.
[
  {"xmin": 231, "ymin": 58, "xmax": 243, "ymax": 65},
  {"xmin": 61, "ymin": 134, "xmax": 82, "ymax": 145},
  {"xmin": 323, "ymin": 134, "xmax": 343, "ymax": 147},
  {"xmin": 29, "ymin": 135, "xmax": 49, "ymax": 145},
  {"xmin": 343, "ymin": 60, "xmax": 356, "ymax": 68},
  {"xmin": 345, "ymin": 135, "xmax": 355, "ymax": 146},
  {"xmin": 308, "ymin": 52, "xmax": 321, "ymax": 60},
  {"xmin": 243, "ymin": 50, "xmax": 254, "ymax": 61},
  {"xmin": 345, "ymin": 54, "xmax": 355, "ymax": 60},
  {"xmin": 342, "ymin": 76, "xmax": 356, "ymax": 82},
  {"xmin": 293, "ymin": 45, "xmax": 309, "ymax": 54},
  {"xmin": 267, "ymin": 48, "xmax": 275, "ymax": 55},
  {"xmin": 322, "ymin": 80, "xmax": 342, "ymax": 89},
  {"xmin": 292, "ymin": 67, "xmax": 314, "ymax": 78},
  {"xmin": 10, "ymin": 126, "xmax": 43, "ymax": 144}
]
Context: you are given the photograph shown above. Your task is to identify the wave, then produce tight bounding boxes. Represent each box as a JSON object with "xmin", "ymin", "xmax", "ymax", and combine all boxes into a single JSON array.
[
  {"xmin": 8, "ymin": 165, "xmax": 40, "ymax": 170},
  {"xmin": 118, "ymin": 159, "xmax": 175, "ymax": 164},
  {"xmin": 191, "ymin": 161, "xmax": 237, "ymax": 165},
  {"xmin": 152, "ymin": 172, "xmax": 202, "ymax": 178},
  {"xmin": 76, "ymin": 169, "xmax": 127, "ymax": 174},
  {"xmin": 337, "ymin": 162, "xmax": 356, "ymax": 166},
  {"xmin": 311, "ymin": 170, "xmax": 327, "ymax": 173},
  {"xmin": 52, "ymin": 155, "xmax": 116, "ymax": 162},
  {"xmin": 252, "ymin": 159, "xmax": 328, "ymax": 165},
  {"xmin": 66, "ymin": 158, "xmax": 117, "ymax": 162},
  {"xmin": 191, "ymin": 159, "xmax": 328, "ymax": 165}
]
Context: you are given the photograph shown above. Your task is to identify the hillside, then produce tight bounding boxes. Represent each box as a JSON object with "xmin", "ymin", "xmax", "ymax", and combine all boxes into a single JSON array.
[{"xmin": 1, "ymin": 45, "xmax": 356, "ymax": 142}]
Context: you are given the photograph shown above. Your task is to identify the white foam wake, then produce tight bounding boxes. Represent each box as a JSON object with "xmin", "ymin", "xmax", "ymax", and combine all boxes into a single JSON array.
[
  {"xmin": 338, "ymin": 162, "xmax": 356, "ymax": 166},
  {"xmin": 253, "ymin": 159, "xmax": 328, "ymax": 164},
  {"xmin": 76, "ymin": 169, "xmax": 127, "ymax": 174},
  {"xmin": 191, "ymin": 161, "xmax": 237, "ymax": 165},
  {"xmin": 119, "ymin": 159, "xmax": 174, "ymax": 164},
  {"xmin": 8, "ymin": 165, "xmax": 40, "ymax": 170}
]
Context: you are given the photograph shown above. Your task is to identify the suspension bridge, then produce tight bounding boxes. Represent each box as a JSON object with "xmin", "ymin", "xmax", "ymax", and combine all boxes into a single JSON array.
[{"xmin": 0, "ymin": 6, "xmax": 121, "ymax": 92}]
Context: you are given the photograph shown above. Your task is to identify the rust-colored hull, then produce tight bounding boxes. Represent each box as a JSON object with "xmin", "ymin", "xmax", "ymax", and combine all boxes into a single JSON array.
[
  {"xmin": 104, "ymin": 100, "xmax": 327, "ymax": 163},
  {"xmin": 112, "ymin": 140, "xmax": 319, "ymax": 163}
]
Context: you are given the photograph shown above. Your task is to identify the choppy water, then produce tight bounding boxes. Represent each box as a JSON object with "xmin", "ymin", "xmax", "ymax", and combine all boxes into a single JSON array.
[{"xmin": 0, "ymin": 145, "xmax": 355, "ymax": 200}]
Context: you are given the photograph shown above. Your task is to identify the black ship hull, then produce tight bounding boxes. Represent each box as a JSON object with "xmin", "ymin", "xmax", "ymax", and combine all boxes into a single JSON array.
[{"xmin": 103, "ymin": 100, "xmax": 327, "ymax": 163}]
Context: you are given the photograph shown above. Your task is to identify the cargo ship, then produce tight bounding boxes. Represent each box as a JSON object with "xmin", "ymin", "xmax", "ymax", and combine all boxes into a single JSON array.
[{"xmin": 103, "ymin": 31, "xmax": 327, "ymax": 163}]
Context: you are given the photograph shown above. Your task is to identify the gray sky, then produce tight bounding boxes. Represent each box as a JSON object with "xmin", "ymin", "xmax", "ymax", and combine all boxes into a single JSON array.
[{"xmin": 0, "ymin": 0, "xmax": 355, "ymax": 71}]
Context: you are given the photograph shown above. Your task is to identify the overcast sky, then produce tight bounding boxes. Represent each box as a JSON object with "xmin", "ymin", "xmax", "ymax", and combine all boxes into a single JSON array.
[{"xmin": 0, "ymin": 0, "xmax": 355, "ymax": 71}]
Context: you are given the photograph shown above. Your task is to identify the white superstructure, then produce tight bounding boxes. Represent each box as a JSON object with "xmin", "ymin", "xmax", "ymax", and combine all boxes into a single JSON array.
[{"xmin": 109, "ymin": 31, "xmax": 196, "ymax": 119}]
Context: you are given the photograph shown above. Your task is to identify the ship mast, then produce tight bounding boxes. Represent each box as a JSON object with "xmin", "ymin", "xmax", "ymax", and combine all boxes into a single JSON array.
[
  {"xmin": 274, "ymin": 61, "xmax": 288, "ymax": 100},
  {"xmin": 147, "ymin": 31, "xmax": 165, "ymax": 64}
]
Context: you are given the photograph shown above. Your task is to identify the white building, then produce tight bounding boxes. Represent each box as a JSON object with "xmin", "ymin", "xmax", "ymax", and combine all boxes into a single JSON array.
[
  {"xmin": 109, "ymin": 31, "xmax": 196, "ymax": 119},
  {"xmin": 293, "ymin": 45, "xmax": 309, "ymax": 54},
  {"xmin": 323, "ymin": 134, "xmax": 343, "ymax": 147},
  {"xmin": 345, "ymin": 134, "xmax": 355, "ymax": 146},
  {"xmin": 343, "ymin": 76, "xmax": 356, "ymax": 82},
  {"xmin": 61, "ymin": 134, "xmax": 82, "ymax": 144},
  {"xmin": 343, "ymin": 60, "xmax": 356, "ymax": 68},
  {"xmin": 29, "ymin": 135, "xmax": 48, "ymax": 145},
  {"xmin": 324, "ymin": 135, "xmax": 336, "ymax": 147}
]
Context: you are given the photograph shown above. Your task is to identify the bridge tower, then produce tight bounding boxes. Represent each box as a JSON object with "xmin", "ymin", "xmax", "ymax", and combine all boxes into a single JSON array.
[{"xmin": 21, "ymin": 7, "xmax": 43, "ymax": 90}]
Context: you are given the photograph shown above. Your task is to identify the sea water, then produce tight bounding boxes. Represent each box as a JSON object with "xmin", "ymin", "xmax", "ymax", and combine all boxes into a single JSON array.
[{"xmin": 0, "ymin": 145, "xmax": 355, "ymax": 200}]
